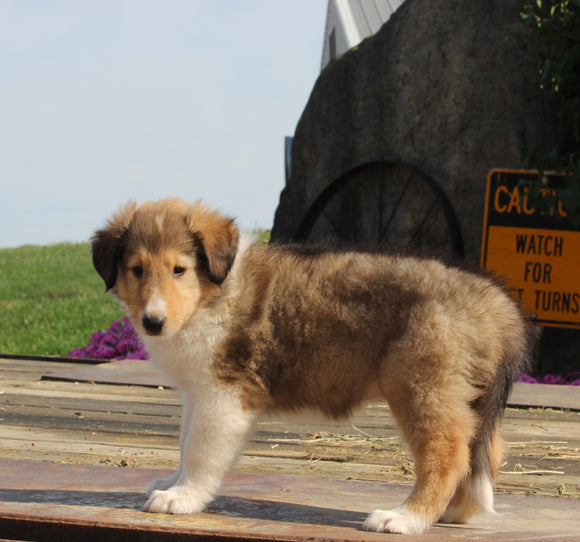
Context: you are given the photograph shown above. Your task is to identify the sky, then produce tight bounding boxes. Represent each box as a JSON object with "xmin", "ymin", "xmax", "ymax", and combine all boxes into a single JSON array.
[{"xmin": 0, "ymin": 1, "xmax": 328, "ymax": 248}]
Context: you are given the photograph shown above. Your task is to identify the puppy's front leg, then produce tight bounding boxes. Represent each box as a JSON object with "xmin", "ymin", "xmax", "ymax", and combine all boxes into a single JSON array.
[
  {"xmin": 145, "ymin": 388, "xmax": 257, "ymax": 515},
  {"xmin": 147, "ymin": 392, "xmax": 194, "ymax": 495}
]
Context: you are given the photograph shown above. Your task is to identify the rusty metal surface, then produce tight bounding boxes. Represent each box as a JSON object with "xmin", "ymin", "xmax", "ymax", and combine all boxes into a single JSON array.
[{"xmin": 0, "ymin": 459, "xmax": 579, "ymax": 541}]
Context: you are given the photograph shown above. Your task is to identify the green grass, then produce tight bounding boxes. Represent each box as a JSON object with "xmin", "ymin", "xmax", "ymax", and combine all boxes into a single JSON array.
[
  {"xmin": 253, "ymin": 228, "xmax": 271, "ymax": 244},
  {"xmin": 0, "ymin": 243, "xmax": 123, "ymax": 357}
]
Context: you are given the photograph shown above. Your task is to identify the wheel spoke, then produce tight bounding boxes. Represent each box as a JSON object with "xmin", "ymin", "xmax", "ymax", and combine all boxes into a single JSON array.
[
  {"xmin": 314, "ymin": 200, "xmax": 343, "ymax": 239},
  {"xmin": 348, "ymin": 181, "xmax": 357, "ymax": 243},
  {"xmin": 408, "ymin": 198, "xmax": 438, "ymax": 247},
  {"xmin": 377, "ymin": 166, "xmax": 385, "ymax": 245},
  {"xmin": 379, "ymin": 170, "xmax": 413, "ymax": 245}
]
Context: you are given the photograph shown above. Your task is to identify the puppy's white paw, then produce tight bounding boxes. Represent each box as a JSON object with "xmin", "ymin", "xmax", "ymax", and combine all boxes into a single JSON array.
[
  {"xmin": 363, "ymin": 507, "xmax": 430, "ymax": 534},
  {"xmin": 147, "ymin": 474, "xmax": 179, "ymax": 495},
  {"xmin": 144, "ymin": 488, "xmax": 211, "ymax": 515}
]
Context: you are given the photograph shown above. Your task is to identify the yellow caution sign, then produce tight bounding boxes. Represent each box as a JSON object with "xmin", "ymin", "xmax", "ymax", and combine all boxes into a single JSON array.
[{"xmin": 481, "ymin": 169, "xmax": 580, "ymax": 328}]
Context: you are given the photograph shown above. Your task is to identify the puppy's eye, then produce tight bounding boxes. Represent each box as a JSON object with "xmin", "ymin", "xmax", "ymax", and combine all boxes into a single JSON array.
[
  {"xmin": 132, "ymin": 266, "xmax": 143, "ymax": 278},
  {"xmin": 173, "ymin": 266, "xmax": 186, "ymax": 277}
]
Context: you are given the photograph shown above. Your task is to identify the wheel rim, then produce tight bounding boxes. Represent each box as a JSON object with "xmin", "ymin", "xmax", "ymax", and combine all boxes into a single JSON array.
[{"xmin": 293, "ymin": 161, "xmax": 464, "ymax": 258}]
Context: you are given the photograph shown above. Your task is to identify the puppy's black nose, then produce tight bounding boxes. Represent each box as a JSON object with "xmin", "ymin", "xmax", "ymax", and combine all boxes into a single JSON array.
[{"xmin": 142, "ymin": 315, "xmax": 165, "ymax": 335}]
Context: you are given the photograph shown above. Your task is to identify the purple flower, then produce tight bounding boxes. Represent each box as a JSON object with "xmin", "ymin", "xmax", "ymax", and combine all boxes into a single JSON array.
[
  {"xmin": 516, "ymin": 371, "xmax": 580, "ymax": 386},
  {"xmin": 69, "ymin": 316, "xmax": 149, "ymax": 360},
  {"xmin": 515, "ymin": 372, "xmax": 537, "ymax": 384}
]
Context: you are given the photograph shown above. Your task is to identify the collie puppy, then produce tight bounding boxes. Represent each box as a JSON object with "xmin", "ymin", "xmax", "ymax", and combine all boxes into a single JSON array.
[{"xmin": 91, "ymin": 198, "xmax": 536, "ymax": 534}]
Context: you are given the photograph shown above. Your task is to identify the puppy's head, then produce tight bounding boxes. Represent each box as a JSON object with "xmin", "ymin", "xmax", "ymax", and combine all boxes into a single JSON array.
[{"xmin": 92, "ymin": 198, "xmax": 239, "ymax": 338}]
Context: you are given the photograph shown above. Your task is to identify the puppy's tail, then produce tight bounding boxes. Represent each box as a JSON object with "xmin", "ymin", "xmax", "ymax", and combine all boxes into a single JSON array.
[{"xmin": 441, "ymin": 319, "xmax": 540, "ymax": 523}]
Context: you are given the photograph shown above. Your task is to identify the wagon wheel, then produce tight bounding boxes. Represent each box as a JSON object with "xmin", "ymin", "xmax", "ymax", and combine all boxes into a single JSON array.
[{"xmin": 293, "ymin": 161, "xmax": 464, "ymax": 258}]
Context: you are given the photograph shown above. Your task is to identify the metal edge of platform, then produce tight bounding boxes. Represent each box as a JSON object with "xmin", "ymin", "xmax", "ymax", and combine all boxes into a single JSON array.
[{"xmin": 1, "ymin": 460, "xmax": 580, "ymax": 542}]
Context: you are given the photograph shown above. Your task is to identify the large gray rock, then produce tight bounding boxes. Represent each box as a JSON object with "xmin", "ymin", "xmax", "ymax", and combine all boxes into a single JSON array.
[{"xmin": 272, "ymin": 0, "xmax": 569, "ymax": 262}]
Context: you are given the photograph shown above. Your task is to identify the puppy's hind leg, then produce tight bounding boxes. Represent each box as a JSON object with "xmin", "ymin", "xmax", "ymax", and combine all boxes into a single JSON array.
[
  {"xmin": 441, "ymin": 410, "xmax": 507, "ymax": 523},
  {"xmin": 364, "ymin": 348, "xmax": 477, "ymax": 533},
  {"xmin": 363, "ymin": 416, "xmax": 472, "ymax": 534},
  {"xmin": 145, "ymin": 387, "xmax": 258, "ymax": 515}
]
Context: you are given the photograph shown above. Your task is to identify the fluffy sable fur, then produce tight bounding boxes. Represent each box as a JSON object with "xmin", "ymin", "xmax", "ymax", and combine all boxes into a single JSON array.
[{"xmin": 92, "ymin": 198, "xmax": 537, "ymax": 534}]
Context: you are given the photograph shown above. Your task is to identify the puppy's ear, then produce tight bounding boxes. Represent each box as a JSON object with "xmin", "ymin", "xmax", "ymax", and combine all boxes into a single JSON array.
[
  {"xmin": 187, "ymin": 202, "xmax": 239, "ymax": 286},
  {"xmin": 91, "ymin": 201, "xmax": 137, "ymax": 290}
]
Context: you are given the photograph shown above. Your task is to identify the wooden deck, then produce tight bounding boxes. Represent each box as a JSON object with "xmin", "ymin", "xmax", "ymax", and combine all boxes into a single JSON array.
[{"xmin": 1, "ymin": 355, "xmax": 579, "ymax": 540}]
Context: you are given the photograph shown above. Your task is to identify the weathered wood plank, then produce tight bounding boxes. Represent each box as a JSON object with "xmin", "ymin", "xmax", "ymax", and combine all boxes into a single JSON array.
[
  {"xmin": 0, "ymin": 379, "xmax": 178, "ymax": 404},
  {"xmin": 32, "ymin": 358, "xmax": 580, "ymax": 411},
  {"xmin": 1, "ymin": 393, "xmax": 180, "ymax": 417},
  {"xmin": 511, "ymin": 382, "xmax": 580, "ymax": 411}
]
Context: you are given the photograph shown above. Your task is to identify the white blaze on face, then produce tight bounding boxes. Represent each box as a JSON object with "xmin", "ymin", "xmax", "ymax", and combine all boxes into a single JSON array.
[
  {"xmin": 145, "ymin": 291, "xmax": 168, "ymax": 320},
  {"xmin": 155, "ymin": 213, "xmax": 165, "ymax": 233}
]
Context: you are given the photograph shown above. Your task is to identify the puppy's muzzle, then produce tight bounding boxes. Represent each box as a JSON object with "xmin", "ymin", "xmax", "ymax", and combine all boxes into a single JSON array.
[{"xmin": 143, "ymin": 315, "xmax": 166, "ymax": 336}]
